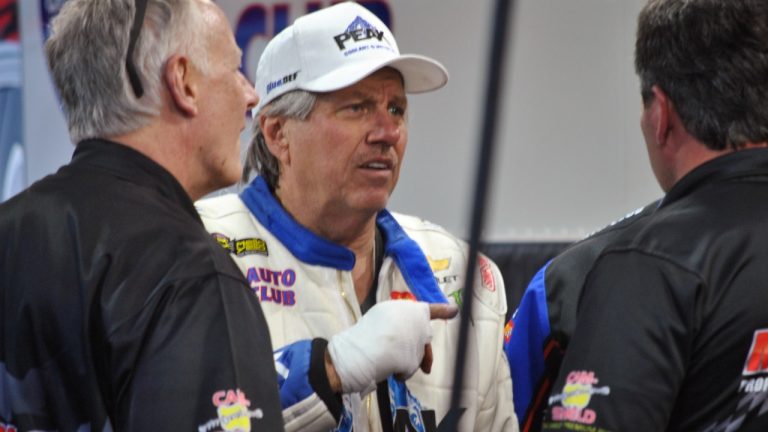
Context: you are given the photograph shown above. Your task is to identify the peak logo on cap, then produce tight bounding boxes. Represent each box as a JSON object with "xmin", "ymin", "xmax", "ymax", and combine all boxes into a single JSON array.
[
  {"xmin": 252, "ymin": 2, "xmax": 448, "ymax": 114},
  {"xmin": 333, "ymin": 16, "xmax": 386, "ymax": 50}
]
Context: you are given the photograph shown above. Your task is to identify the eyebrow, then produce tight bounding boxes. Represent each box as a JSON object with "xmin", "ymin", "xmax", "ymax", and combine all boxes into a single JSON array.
[
  {"xmin": 391, "ymin": 94, "xmax": 408, "ymax": 107},
  {"xmin": 333, "ymin": 90, "xmax": 407, "ymax": 106}
]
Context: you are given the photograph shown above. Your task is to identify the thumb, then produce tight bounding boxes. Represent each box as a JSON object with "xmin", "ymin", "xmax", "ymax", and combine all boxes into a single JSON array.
[{"xmin": 428, "ymin": 303, "xmax": 459, "ymax": 320}]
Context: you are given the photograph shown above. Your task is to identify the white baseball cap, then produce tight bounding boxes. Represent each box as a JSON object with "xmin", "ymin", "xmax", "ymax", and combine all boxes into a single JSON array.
[{"xmin": 253, "ymin": 1, "xmax": 449, "ymax": 114}]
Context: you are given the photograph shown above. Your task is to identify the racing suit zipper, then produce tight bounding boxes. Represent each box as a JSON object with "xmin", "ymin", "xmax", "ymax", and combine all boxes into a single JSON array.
[
  {"xmin": 337, "ymin": 270, "xmax": 378, "ymax": 431},
  {"xmin": 338, "ymin": 270, "xmax": 359, "ymax": 322}
]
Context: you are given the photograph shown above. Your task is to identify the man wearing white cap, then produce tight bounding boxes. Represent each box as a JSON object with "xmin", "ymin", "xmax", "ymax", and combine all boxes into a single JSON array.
[{"xmin": 196, "ymin": 2, "xmax": 517, "ymax": 431}]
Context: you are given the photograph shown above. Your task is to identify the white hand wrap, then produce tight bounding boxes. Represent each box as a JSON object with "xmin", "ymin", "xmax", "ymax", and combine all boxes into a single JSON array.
[{"xmin": 327, "ymin": 300, "xmax": 432, "ymax": 395}]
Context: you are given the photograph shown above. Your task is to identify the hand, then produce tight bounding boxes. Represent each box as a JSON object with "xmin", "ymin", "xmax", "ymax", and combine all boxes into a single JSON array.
[{"xmin": 326, "ymin": 301, "xmax": 458, "ymax": 395}]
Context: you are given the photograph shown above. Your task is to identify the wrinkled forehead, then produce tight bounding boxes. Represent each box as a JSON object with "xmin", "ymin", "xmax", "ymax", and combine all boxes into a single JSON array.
[{"xmin": 323, "ymin": 67, "xmax": 406, "ymax": 98}]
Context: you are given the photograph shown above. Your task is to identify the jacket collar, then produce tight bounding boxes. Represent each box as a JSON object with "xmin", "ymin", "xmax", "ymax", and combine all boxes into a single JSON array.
[
  {"xmin": 72, "ymin": 139, "xmax": 200, "ymax": 222},
  {"xmin": 661, "ymin": 147, "xmax": 768, "ymax": 207}
]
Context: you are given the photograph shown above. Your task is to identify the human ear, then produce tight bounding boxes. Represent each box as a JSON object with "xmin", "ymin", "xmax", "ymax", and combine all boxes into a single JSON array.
[
  {"xmin": 649, "ymin": 85, "xmax": 672, "ymax": 148},
  {"xmin": 164, "ymin": 54, "xmax": 199, "ymax": 116},
  {"xmin": 261, "ymin": 115, "xmax": 290, "ymax": 165}
]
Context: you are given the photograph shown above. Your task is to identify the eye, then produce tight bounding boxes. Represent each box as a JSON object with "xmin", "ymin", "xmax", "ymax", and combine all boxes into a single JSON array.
[{"xmin": 388, "ymin": 104, "xmax": 406, "ymax": 117}]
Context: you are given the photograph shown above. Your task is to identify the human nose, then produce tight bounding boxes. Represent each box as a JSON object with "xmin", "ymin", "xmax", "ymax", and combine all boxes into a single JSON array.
[
  {"xmin": 367, "ymin": 108, "xmax": 403, "ymax": 147},
  {"xmin": 241, "ymin": 73, "xmax": 259, "ymax": 111}
]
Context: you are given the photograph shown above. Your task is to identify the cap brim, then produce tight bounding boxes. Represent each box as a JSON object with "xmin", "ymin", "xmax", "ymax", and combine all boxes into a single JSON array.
[{"xmin": 301, "ymin": 54, "xmax": 448, "ymax": 94}]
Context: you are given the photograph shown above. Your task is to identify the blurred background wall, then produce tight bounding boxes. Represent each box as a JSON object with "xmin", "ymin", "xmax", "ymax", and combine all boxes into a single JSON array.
[{"xmin": 3, "ymin": 0, "xmax": 659, "ymax": 311}]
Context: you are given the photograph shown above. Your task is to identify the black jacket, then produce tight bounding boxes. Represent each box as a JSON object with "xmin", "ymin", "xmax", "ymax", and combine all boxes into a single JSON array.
[
  {"xmin": 536, "ymin": 148, "xmax": 768, "ymax": 431},
  {"xmin": 507, "ymin": 199, "xmax": 659, "ymax": 431},
  {"xmin": 0, "ymin": 139, "xmax": 283, "ymax": 431}
]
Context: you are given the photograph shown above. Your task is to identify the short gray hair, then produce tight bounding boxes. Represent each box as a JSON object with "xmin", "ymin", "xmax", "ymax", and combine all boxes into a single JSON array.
[
  {"xmin": 45, "ymin": 0, "xmax": 210, "ymax": 143},
  {"xmin": 243, "ymin": 90, "xmax": 317, "ymax": 189},
  {"xmin": 635, "ymin": 0, "xmax": 768, "ymax": 150}
]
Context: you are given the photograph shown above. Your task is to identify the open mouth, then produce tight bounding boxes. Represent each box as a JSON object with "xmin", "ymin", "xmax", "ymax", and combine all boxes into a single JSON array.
[{"xmin": 361, "ymin": 159, "xmax": 393, "ymax": 170}]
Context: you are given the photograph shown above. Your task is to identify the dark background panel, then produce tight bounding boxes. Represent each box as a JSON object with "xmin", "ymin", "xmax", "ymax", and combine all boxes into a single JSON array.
[{"xmin": 481, "ymin": 241, "xmax": 571, "ymax": 318}]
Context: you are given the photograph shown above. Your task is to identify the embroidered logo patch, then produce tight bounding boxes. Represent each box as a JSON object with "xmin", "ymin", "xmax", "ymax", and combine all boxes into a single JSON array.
[
  {"xmin": 211, "ymin": 233, "xmax": 269, "ymax": 257},
  {"xmin": 504, "ymin": 320, "xmax": 514, "ymax": 344},
  {"xmin": 548, "ymin": 370, "xmax": 611, "ymax": 426},
  {"xmin": 477, "ymin": 255, "xmax": 496, "ymax": 292},
  {"xmin": 743, "ymin": 329, "xmax": 768, "ymax": 376},
  {"xmin": 198, "ymin": 389, "xmax": 263, "ymax": 432},
  {"xmin": 246, "ymin": 267, "xmax": 297, "ymax": 306},
  {"xmin": 333, "ymin": 15, "xmax": 386, "ymax": 50},
  {"xmin": 391, "ymin": 291, "xmax": 417, "ymax": 301},
  {"xmin": 427, "ymin": 256, "xmax": 451, "ymax": 272}
]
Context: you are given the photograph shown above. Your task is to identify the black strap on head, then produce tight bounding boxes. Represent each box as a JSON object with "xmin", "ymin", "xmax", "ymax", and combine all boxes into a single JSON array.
[
  {"xmin": 126, "ymin": 0, "xmax": 149, "ymax": 98},
  {"xmin": 442, "ymin": 1, "xmax": 517, "ymax": 430}
]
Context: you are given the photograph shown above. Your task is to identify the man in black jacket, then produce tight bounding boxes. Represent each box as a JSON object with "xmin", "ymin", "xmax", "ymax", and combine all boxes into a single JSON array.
[
  {"xmin": 506, "ymin": 199, "xmax": 660, "ymax": 431},
  {"xmin": 0, "ymin": 0, "xmax": 284, "ymax": 430},
  {"xmin": 511, "ymin": 0, "xmax": 768, "ymax": 430}
]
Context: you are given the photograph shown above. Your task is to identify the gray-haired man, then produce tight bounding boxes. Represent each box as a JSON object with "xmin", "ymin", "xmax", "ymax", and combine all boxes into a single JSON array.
[
  {"xmin": 197, "ymin": 3, "xmax": 517, "ymax": 431},
  {"xmin": 0, "ymin": 0, "xmax": 283, "ymax": 430}
]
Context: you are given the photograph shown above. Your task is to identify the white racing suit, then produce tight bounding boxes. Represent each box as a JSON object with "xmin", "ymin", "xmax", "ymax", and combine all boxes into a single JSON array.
[{"xmin": 196, "ymin": 176, "xmax": 517, "ymax": 432}]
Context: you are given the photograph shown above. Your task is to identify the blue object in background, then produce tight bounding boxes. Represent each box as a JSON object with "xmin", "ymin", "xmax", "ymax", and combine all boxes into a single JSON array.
[
  {"xmin": 0, "ymin": 39, "xmax": 22, "ymax": 203},
  {"xmin": 0, "ymin": 85, "xmax": 22, "ymax": 202}
]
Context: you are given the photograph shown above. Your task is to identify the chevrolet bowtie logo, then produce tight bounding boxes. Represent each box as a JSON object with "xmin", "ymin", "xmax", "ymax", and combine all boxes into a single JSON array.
[{"xmin": 427, "ymin": 256, "xmax": 450, "ymax": 272}]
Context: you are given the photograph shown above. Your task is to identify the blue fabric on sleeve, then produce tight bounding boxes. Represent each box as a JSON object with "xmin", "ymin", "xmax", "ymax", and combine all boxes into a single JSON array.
[
  {"xmin": 274, "ymin": 340, "xmax": 314, "ymax": 409},
  {"xmin": 505, "ymin": 262, "xmax": 553, "ymax": 425}
]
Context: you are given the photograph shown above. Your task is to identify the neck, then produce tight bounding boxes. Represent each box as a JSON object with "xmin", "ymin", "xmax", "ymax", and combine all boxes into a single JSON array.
[
  {"xmin": 109, "ymin": 120, "xmax": 207, "ymax": 200},
  {"xmin": 349, "ymin": 225, "xmax": 377, "ymax": 305},
  {"xmin": 276, "ymin": 187, "xmax": 379, "ymax": 304},
  {"xmin": 275, "ymin": 183, "xmax": 381, "ymax": 244},
  {"xmin": 670, "ymin": 139, "xmax": 734, "ymax": 190}
]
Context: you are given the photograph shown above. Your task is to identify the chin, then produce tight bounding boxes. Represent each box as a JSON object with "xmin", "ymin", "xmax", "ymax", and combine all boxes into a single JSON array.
[
  {"xmin": 222, "ymin": 172, "xmax": 242, "ymax": 189},
  {"xmin": 357, "ymin": 195, "xmax": 390, "ymax": 213}
]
